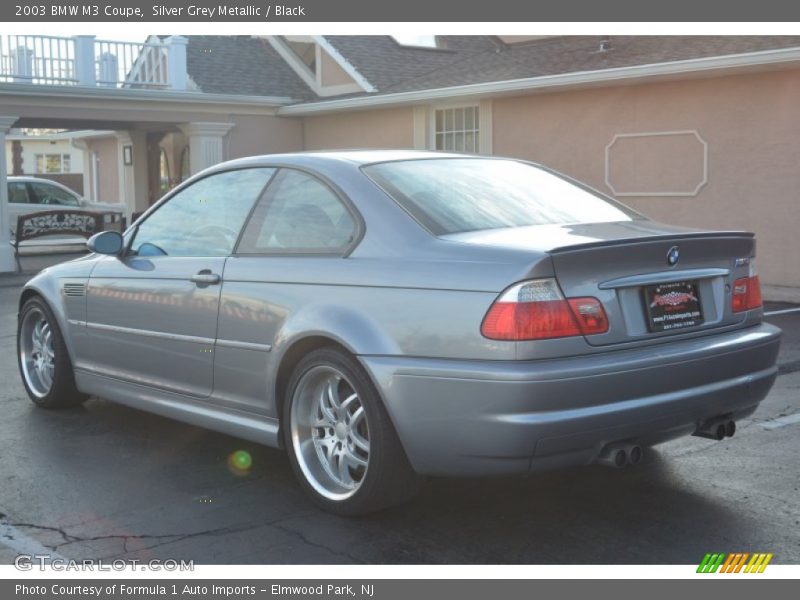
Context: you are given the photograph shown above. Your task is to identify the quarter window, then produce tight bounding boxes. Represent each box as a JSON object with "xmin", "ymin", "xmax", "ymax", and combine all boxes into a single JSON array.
[
  {"xmin": 131, "ymin": 168, "xmax": 275, "ymax": 257},
  {"xmin": 8, "ymin": 182, "xmax": 31, "ymax": 204},
  {"xmin": 434, "ymin": 106, "xmax": 480, "ymax": 153},
  {"xmin": 237, "ymin": 170, "xmax": 357, "ymax": 254}
]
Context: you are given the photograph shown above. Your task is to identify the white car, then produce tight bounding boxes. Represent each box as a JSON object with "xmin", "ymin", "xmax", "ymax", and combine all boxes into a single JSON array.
[{"xmin": 7, "ymin": 176, "xmax": 124, "ymax": 237}]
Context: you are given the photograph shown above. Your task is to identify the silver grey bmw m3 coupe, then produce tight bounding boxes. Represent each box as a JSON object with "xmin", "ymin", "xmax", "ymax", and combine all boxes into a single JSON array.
[{"xmin": 17, "ymin": 151, "xmax": 781, "ymax": 514}]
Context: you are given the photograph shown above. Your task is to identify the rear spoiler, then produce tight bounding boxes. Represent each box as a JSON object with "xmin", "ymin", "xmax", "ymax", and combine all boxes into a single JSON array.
[{"xmin": 548, "ymin": 231, "xmax": 754, "ymax": 255}]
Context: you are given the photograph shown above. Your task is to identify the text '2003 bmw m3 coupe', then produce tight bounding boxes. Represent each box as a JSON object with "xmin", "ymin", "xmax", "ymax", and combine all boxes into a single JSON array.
[{"xmin": 17, "ymin": 151, "xmax": 781, "ymax": 514}]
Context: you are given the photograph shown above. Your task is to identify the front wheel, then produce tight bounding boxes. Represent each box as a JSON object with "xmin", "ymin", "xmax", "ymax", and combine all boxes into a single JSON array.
[
  {"xmin": 283, "ymin": 347, "xmax": 420, "ymax": 515},
  {"xmin": 17, "ymin": 297, "xmax": 87, "ymax": 409}
]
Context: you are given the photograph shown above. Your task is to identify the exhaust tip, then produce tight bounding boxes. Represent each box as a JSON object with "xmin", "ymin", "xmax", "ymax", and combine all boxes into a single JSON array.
[
  {"xmin": 627, "ymin": 445, "xmax": 643, "ymax": 465},
  {"xmin": 693, "ymin": 417, "xmax": 737, "ymax": 440},
  {"xmin": 597, "ymin": 446, "xmax": 628, "ymax": 468}
]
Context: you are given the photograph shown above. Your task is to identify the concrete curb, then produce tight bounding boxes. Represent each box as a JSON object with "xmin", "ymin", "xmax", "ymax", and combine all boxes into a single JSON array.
[{"xmin": 762, "ymin": 285, "xmax": 800, "ymax": 304}]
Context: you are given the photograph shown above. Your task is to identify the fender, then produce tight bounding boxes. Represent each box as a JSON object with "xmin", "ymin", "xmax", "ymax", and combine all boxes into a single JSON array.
[
  {"xmin": 266, "ymin": 302, "xmax": 402, "ymax": 408},
  {"xmin": 18, "ymin": 257, "xmax": 98, "ymax": 368},
  {"xmin": 20, "ymin": 274, "xmax": 77, "ymax": 359}
]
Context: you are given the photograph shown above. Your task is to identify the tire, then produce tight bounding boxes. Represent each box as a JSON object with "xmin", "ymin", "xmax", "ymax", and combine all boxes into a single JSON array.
[
  {"xmin": 283, "ymin": 347, "xmax": 420, "ymax": 515},
  {"xmin": 17, "ymin": 296, "xmax": 88, "ymax": 409}
]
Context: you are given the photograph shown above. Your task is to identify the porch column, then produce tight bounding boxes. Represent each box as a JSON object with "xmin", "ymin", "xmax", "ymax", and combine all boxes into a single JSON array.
[
  {"xmin": 115, "ymin": 131, "xmax": 148, "ymax": 218},
  {"xmin": 178, "ymin": 122, "xmax": 235, "ymax": 175},
  {"xmin": 70, "ymin": 138, "xmax": 95, "ymax": 202},
  {"xmin": 0, "ymin": 116, "xmax": 20, "ymax": 273}
]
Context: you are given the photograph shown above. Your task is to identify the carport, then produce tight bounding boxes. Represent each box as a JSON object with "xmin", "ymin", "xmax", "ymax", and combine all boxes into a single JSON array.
[{"xmin": 0, "ymin": 34, "xmax": 293, "ymax": 272}]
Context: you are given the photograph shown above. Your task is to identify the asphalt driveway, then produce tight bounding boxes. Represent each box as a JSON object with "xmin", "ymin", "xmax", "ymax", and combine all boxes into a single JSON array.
[{"xmin": 1, "ymin": 255, "xmax": 799, "ymax": 565}]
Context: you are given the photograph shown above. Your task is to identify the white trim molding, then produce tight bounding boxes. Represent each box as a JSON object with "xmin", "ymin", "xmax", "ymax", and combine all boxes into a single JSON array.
[
  {"xmin": 0, "ymin": 82, "xmax": 293, "ymax": 107},
  {"xmin": 266, "ymin": 36, "xmax": 318, "ymax": 92},
  {"xmin": 604, "ymin": 130, "xmax": 709, "ymax": 197},
  {"xmin": 314, "ymin": 36, "xmax": 376, "ymax": 93},
  {"xmin": 267, "ymin": 36, "xmax": 373, "ymax": 98},
  {"xmin": 412, "ymin": 105, "xmax": 429, "ymax": 150},
  {"xmin": 479, "ymin": 99, "xmax": 493, "ymax": 155}
]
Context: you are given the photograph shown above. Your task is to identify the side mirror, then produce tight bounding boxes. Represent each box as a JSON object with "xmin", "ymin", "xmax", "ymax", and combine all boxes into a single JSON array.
[{"xmin": 87, "ymin": 230, "xmax": 123, "ymax": 255}]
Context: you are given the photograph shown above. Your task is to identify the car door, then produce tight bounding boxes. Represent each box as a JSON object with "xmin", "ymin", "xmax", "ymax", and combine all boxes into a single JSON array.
[
  {"xmin": 84, "ymin": 167, "xmax": 275, "ymax": 398},
  {"xmin": 214, "ymin": 168, "xmax": 360, "ymax": 415},
  {"xmin": 7, "ymin": 181, "xmax": 32, "ymax": 235}
]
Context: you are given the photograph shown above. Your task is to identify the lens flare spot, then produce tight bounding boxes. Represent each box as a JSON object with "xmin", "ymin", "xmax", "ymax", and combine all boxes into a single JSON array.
[{"xmin": 227, "ymin": 450, "xmax": 253, "ymax": 476}]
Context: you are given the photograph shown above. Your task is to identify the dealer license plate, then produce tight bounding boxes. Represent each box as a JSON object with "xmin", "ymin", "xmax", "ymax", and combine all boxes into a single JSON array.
[{"xmin": 643, "ymin": 281, "xmax": 703, "ymax": 332}]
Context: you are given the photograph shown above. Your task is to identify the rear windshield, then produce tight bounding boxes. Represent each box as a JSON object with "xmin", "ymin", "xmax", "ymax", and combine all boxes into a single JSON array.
[{"xmin": 363, "ymin": 158, "xmax": 639, "ymax": 235}]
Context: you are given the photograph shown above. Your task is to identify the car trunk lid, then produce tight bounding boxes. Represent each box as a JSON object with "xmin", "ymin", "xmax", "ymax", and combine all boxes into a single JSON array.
[{"xmin": 441, "ymin": 220, "xmax": 757, "ymax": 347}]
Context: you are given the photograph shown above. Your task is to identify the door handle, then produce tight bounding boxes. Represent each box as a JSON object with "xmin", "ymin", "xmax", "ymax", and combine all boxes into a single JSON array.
[{"xmin": 190, "ymin": 271, "xmax": 221, "ymax": 285}]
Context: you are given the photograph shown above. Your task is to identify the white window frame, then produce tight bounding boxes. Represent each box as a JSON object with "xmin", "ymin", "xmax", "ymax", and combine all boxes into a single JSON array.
[
  {"xmin": 34, "ymin": 152, "xmax": 72, "ymax": 174},
  {"xmin": 429, "ymin": 103, "xmax": 481, "ymax": 154}
]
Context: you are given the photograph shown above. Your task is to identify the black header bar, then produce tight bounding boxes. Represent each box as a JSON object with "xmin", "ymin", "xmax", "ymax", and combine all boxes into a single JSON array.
[{"xmin": 5, "ymin": 0, "xmax": 800, "ymax": 22}]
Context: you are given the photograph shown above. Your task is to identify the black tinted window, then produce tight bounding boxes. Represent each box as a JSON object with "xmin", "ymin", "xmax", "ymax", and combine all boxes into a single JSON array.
[
  {"xmin": 364, "ymin": 158, "xmax": 637, "ymax": 235},
  {"xmin": 29, "ymin": 182, "xmax": 80, "ymax": 206},
  {"xmin": 238, "ymin": 170, "xmax": 357, "ymax": 254},
  {"xmin": 8, "ymin": 182, "xmax": 30, "ymax": 204},
  {"xmin": 131, "ymin": 168, "xmax": 274, "ymax": 257}
]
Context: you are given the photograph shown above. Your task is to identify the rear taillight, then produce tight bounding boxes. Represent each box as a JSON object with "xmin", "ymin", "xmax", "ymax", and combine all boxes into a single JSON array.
[
  {"xmin": 732, "ymin": 258, "xmax": 762, "ymax": 313},
  {"xmin": 732, "ymin": 275, "xmax": 762, "ymax": 312},
  {"xmin": 481, "ymin": 279, "xmax": 609, "ymax": 341}
]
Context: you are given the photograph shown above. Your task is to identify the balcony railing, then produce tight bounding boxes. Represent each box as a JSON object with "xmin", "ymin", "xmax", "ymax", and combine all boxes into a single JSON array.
[{"xmin": 0, "ymin": 35, "xmax": 187, "ymax": 90}]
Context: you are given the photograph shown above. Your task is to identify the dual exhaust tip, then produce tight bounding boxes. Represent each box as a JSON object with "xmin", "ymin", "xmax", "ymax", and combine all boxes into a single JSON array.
[
  {"xmin": 597, "ymin": 417, "xmax": 737, "ymax": 468},
  {"xmin": 693, "ymin": 418, "xmax": 736, "ymax": 441},
  {"xmin": 597, "ymin": 443, "xmax": 643, "ymax": 468}
]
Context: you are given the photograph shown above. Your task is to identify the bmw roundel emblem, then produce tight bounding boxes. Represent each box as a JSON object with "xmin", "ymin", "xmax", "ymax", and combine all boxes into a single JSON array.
[{"xmin": 666, "ymin": 246, "xmax": 680, "ymax": 266}]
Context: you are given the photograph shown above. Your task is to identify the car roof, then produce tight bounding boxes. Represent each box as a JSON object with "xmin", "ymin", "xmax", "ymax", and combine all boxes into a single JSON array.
[
  {"xmin": 215, "ymin": 149, "xmax": 474, "ymax": 170},
  {"xmin": 9, "ymin": 176, "xmax": 74, "ymax": 186}
]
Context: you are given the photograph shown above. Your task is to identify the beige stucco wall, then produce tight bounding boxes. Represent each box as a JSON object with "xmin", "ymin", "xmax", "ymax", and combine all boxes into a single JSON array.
[
  {"xmin": 320, "ymin": 50, "xmax": 355, "ymax": 87},
  {"xmin": 303, "ymin": 107, "xmax": 414, "ymax": 150},
  {"xmin": 228, "ymin": 114, "xmax": 303, "ymax": 157},
  {"xmin": 492, "ymin": 68, "xmax": 800, "ymax": 288}
]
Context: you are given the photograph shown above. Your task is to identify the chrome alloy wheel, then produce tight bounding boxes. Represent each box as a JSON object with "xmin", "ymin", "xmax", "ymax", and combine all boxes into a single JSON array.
[
  {"xmin": 19, "ymin": 308, "xmax": 55, "ymax": 398},
  {"xmin": 290, "ymin": 366, "xmax": 370, "ymax": 501}
]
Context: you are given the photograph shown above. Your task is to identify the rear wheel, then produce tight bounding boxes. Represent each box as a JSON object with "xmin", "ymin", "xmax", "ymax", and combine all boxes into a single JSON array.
[
  {"xmin": 283, "ymin": 347, "xmax": 420, "ymax": 515},
  {"xmin": 18, "ymin": 297, "xmax": 87, "ymax": 409}
]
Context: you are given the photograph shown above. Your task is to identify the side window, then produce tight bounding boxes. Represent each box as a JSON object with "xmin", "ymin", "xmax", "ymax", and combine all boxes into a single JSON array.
[
  {"xmin": 8, "ymin": 182, "xmax": 31, "ymax": 204},
  {"xmin": 237, "ymin": 169, "xmax": 357, "ymax": 254},
  {"xmin": 29, "ymin": 182, "xmax": 80, "ymax": 206},
  {"xmin": 131, "ymin": 168, "xmax": 274, "ymax": 257}
]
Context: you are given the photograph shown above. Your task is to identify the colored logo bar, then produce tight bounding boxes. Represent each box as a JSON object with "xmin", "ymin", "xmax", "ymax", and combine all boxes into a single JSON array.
[{"xmin": 697, "ymin": 552, "xmax": 773, "ymax": 573}]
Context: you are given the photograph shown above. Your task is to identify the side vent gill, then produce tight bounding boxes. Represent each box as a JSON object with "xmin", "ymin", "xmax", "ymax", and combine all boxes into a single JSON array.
[{"xmin": 63, "ymin": 283, "xmax": 86, "ymax": 297}]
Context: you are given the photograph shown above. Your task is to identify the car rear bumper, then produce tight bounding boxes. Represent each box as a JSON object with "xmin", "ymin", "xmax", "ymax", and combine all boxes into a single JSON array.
[{"xmin": 360, "ymin": 323, "xmax": 781, "ymax": 476}]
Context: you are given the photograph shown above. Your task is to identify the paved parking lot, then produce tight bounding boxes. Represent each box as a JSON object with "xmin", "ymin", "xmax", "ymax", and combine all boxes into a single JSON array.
[{"xmin": 1, "ymin": 257, "xmax": 799, "ymax": 565}]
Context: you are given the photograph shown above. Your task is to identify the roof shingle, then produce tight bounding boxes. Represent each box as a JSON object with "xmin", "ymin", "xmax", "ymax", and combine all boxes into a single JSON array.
[{"xmin": 184, "ymin": 36, "xmax": 314, "ymax": 100}]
